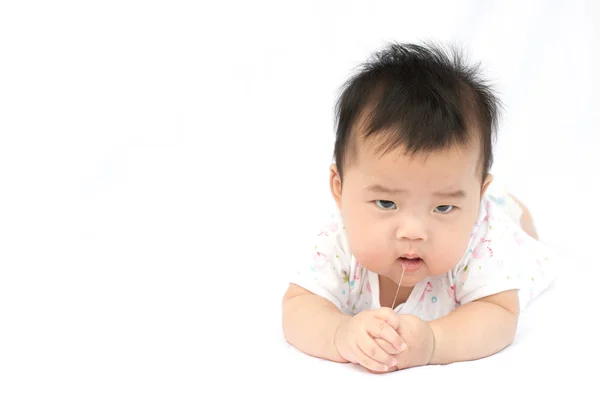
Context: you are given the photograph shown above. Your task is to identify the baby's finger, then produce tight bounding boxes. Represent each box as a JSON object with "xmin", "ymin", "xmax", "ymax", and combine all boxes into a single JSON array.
[
  {"xmin": 374, "ymin": 337, "xmax": 402, "ymax": 355},
  {"xmin": 368, "ymin": 319, "xmax": 407, "ymax": 352},
  {"xmin": 357, "ymin": 333, "xmax": 397, "ymax": 369},
  {"xmin": 375, "ymin": 307, "xmax": 401, "ymax": 330},
  {"xmin": 350, "ymin": 342, "xmax": 391, "ymax": 372}
]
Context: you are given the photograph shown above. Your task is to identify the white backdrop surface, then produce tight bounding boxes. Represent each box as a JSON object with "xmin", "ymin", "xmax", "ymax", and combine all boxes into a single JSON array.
[{"xmin": 1, "ymin": 1, "xmax": 599, "ymax": 398}]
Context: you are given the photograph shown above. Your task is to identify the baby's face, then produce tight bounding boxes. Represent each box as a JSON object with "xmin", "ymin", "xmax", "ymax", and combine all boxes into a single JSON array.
[{"xmin": 330, "ymin": 137, "xmax": 491, "ymax": 288}]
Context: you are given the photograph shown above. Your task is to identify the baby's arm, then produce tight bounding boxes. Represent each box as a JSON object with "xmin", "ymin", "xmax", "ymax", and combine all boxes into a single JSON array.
[
  {"xmin": 284, "ymin": 214, "xmax": 408, "ymax": 371},
  {"xmin": 282, "ymin": 283, "xmax": 351, "ymax": 362},
  {"xmin": 283, "ymin": 283, "xmax": 406, "ymax": 372},
  {"xmin": 428, "ymin": 289, "xmax": 519, "ymax": 364}
]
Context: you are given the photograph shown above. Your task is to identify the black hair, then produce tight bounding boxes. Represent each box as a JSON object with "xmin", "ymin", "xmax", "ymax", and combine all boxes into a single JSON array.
[{"xmin": 333, "ymin": 41, "xmax": 502, "ymax": 183}]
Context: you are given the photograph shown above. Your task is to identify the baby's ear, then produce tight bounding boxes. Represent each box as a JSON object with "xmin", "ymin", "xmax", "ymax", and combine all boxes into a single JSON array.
[
  {"xmin": 480, "ymin": 173, "xmax": 493, "ymax": 197},
  {"xmin": 329, "ymin": 164, "xmax": 343, "ymax": 209}
]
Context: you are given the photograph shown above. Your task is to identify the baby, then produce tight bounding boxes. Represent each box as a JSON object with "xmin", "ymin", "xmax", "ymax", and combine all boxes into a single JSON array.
[{"xmin": 281, "ymin": 42, "xmax": 555, "ymax": 373}]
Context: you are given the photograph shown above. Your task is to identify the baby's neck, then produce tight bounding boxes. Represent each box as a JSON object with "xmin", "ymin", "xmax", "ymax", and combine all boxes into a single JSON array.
[{"xmin": 378, "ymin": 275, "xmax": 414, "ymax": 309}]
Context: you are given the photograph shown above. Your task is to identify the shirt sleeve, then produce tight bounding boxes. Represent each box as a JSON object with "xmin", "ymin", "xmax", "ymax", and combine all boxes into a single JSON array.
[
  {"xmin": 288, "ymin": 213, "xmax": 353, "ymax": 313},
  {"xmin": 453, "ymin": 198, "xmax": 525, "ymax": 305}
]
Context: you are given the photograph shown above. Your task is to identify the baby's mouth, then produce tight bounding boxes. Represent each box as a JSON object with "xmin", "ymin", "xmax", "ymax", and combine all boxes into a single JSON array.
[{"xmin": 398, "ymin": 256, "xmax": 423, "ymax": 271}]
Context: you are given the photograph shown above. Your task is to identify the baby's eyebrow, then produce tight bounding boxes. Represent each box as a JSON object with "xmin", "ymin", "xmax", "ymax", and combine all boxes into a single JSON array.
[
  {"xmin": 432, "ymin": 190, "xmax": 467, "ymax": 198},
  {"xmin": 366, "ymin": 184, "xmax": 466, "ymax": 199},
  {"xmin": 365, "ymin": 184, "xmax": 407, "ymax": 194}
]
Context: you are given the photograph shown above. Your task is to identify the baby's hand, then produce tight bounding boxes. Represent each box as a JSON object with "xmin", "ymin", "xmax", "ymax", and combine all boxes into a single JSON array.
[
  {"xmin": 375, "ymin": 314, "xmax": 435, "ymax": 371},
  {"xmin": 334, "ymin": 308, "xmax": 407, "ymax": 372}
]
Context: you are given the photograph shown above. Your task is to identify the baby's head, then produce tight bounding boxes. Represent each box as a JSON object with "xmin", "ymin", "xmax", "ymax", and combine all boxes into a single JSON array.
[{"xmin": 329, "ymin": 42, "xmax": 501, "ymax": 287}]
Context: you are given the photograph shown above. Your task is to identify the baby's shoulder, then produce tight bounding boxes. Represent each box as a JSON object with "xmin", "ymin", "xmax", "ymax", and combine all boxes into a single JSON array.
[
  {"xmin": 289, "ymin": 209, "xmax": 370, "ymax": 313},
  {"xmin": 310, "ymin": 209, "xmax": 352, "ymax": 261},
  {"xmin": 449, "ymin": 185, "xmax": 540, "ymax": 279}
]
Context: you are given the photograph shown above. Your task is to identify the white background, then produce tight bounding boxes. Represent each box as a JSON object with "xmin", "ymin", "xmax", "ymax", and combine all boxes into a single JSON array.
[{"xmin": 1, "ymin": 1, "xmax": 598, "ymax": 398}]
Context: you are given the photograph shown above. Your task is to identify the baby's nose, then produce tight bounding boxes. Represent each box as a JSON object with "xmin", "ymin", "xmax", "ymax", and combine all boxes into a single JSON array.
[{"xmin": 395, "ymin": 216, "xmax": 427, "ymax": 241}]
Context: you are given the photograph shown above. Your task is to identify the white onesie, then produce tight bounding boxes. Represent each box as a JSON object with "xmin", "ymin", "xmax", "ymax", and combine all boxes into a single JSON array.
[{"xmin": 290, "ymin": 183, "xmax": 556, "ymax": 321}]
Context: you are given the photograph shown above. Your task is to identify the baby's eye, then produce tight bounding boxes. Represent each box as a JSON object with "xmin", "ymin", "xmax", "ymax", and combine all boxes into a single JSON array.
[
  {"xmin": 375, "ymin": 200, "xmax": 396, "ymax": 210},
  {"xmin": 434, "ymin": 205, "xmax": 454, "ymax": 214},
  {"xmin": 435, "ymin": 205, "xmax": 454, "ymax": 213}
]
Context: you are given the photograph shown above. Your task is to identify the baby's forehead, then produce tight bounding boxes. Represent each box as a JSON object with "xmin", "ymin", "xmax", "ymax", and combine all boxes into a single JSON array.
[
  {"xmin": 349, "ymin": 138, "xmax": 483, "ymax": 185},
  {"xmin": 348, "ymin": 123, "xmax": 485, "ymax": 173},
  {"xmin": 356, "ymin": 129, "xmax": 480, "ymax": 160}
]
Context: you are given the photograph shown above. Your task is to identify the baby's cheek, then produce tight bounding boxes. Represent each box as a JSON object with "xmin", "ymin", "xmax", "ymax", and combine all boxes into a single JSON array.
[
  {"xmin": 430, "ymin": 239, "xmax": 467, "ymax": 275},
  {"xmin": 356, "ymin": 249, "xmax": 385, "ymax": 266},
  {"xmin": 348, "ymin": 233, "xmax": 388, "ymax": 270}
]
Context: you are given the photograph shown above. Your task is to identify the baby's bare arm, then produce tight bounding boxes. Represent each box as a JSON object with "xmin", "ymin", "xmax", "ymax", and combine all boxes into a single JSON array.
[
  {"xmin": 428, "ymin": 289, "xmax": 520, "ymax": 365},
  {"xmin": 282, "ymin": 284, "xmax": 351, "ymax": 362}
]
